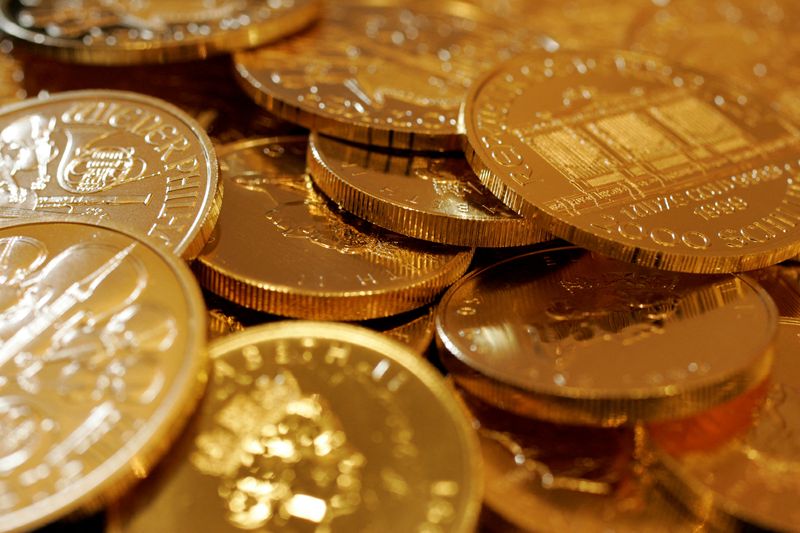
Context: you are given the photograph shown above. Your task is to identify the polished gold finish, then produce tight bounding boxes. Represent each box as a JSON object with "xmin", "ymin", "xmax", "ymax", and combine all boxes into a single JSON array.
[
  {"xmin": 195, "ymin": 137, "xmax": 473, "ymax": 320},
  {"xmin": 0, "ymin": 0, "xmax": 321, "ymax": 65},
  {"xmin": 0, "ymin": 220, "xmax": 207, "ymax": 533},
  {"xmin": 462, "ymin": 49, "xmax": 800, "ymax": 273},
  {"xmin": 107, "ymin": 321, "xmax": 482, "ymax": 533},
  {"xmin": 383, "ymin": 307, "xmax": 436, "ymax": 354},
  {"xmin": 308, "ymin": 133, "xmax": 547, "ymax": 247},
  {"xmin": 436, "ymin": 247, "xmax": 776, "ymax": 426},
  {"xmin": 207, "ymin": 309, "xmax": 244, "ymax": 340},
  {"xmin": 0, "ymin": 90, "xmax": 221, "ymax": 259},
  {"xmin": 0, "ymin": 39, "xmax": 24, "ymax": 105}
]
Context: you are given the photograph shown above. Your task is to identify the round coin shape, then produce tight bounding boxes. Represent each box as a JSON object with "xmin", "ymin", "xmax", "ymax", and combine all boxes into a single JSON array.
[
  {"xmin": 194, "ymin": 137, "xmax": 473, "ymax": 320},
  {"xmin": 308, "ymin": 133, "xmax": 547, "ymax": 247},
  {"xmin": 0, "ymin": 220, "xmax": 207, "ymax": 533},
  {"xmin": 462, "ymin": 49, "xmax": 800, "ymax": 273},
  {"xmin": 0, "ymin": 0, "xmax": 321, "ymax": 65},
  {"xmin": 435, "ymin": 247, "xmax": 777, "ymax": 426},
  {"xmin": 107, "ymin": 321, "xmax": 482, "ymax": 533},
  {"xmin": 0, "ymin": 90, "xmax": 221, "ymax": 259}
]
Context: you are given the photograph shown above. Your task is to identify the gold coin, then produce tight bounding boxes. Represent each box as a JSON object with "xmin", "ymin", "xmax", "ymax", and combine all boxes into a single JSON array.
[
  {"xmin": 207, "ymin": 308, "xmax": 244, "ymax": 340},
  {"xmin": 307, "ymin": 133, "xmax": 547, "ymax": 247},
  {"xmin": 382, "ymin": 307, "xmax": 436, "ymax": 354},
  {"xmin": 462, "ymin": 49, "xmax": 800, "ymax": 273},
  {"xmin": 0, "ymin": 220, "xmax": 207, "ymax": 532},
  {"xmin": 194, "ymin": 137, "xmax": 473, "ymax": 320},
  {"xmin": 0, "ymin": 39, "xmax": 24, "ymax": 105},
  {"xmin": 0, "ymin": 90, "xmax": 221, "ymax": 260},
  {"xmin": 435, "ymin": 247, "xmax": 776, "ymax": 426},
  {"xmin": 0, "ymin": 0, "xmax": 321, "ymax": 65},
  {"xmin": 234, "ymin": 0, "xmax": 531, "ymax": 151},
  {"xmin": 107, "ymin": 321, "xmax": 482, "ymax": 533}
]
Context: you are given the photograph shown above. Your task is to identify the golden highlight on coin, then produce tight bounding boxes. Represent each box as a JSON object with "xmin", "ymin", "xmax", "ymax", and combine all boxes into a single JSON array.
[
  {"xmin": 462, "ymin": 49, "xmax": 800, "ymax": 273},
  {"xmin": 107, "ymin": 321, "xmax": 482, "ymax": 533},
  {"xmin": 0, "ymin": 220, "xmax": 207, "ymax": 533}
]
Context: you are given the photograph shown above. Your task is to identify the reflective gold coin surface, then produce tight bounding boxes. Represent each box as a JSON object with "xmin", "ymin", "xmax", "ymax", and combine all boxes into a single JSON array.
[
  {"xmin": 382, "ymin": 307, "xmax": 435, "ymax": 354},
  {"xmin": 0, "ymin": 90, "xmax": 221, "ymax": 259},
  {"xmin": 107, "ymin": 321, "xmax": 482, "ymax": 533},
  {"xmin": 207, "ymin": 308, "xmax": 245, "ymax": 340},
  {"xmin": 462, "ymin": 50, "xmax": 800, "ymax": 273},
  {"xmin": 436, "ymin": 247, "xmax": 776, "ymax": 426},
  {"xmin": 308, "ymin": 133, "xmax": 547, "ymax": 247},
  {"xmin": 234, "ymin": 0, "xmax": 532, "ymax": 151},
  {"xmin": 195, "ymin": 137, "xmax": 473, "ymax": 320},
  {"xmin": 0, "ymin": 40, "xmax": 24, "ymax": 105},
  {"xmin": 0, "ymin": 221, "xmax": 207, "ymax": 533},
  {"xmin": 0, "ymin": 0, "xmax": 321, "ymax": 65}
]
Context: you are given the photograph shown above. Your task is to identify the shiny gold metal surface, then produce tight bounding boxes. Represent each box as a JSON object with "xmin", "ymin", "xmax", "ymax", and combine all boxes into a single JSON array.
[
  {"xmin": 462, "ymin": 49, "xmax": 800, "ymax": 273},
  {"xmin": 0, "ymin": 90, "xmax": 221, "ymax": 260},
  {"xmin": 0, "ymin": 220, "xmax": 207, "ymax": 533},
  {"xmin": 234, "ymin": 0, "xmax": 533, "ymax": 151},
  {"xmin": 0, "ymin": 40, "xmax": 24, "ymax": 105},
  {"xmin": 0, "ymin": 0, "xmax": 321, "ymax": 65},
  {"xmin": 307, "ymin": 133, "xmax": 547, "ymax": 247},
  {"xmin": 436, "ymin": 247, "xmax": 777, "ymax": 426},
  {"xmin": 195, "ymin": 137, "xmax": 473, "ymax": 320},
  {"xmin": 207, "ymin": 309, "xmax": 244, "ymax": 340},
  {"xmin": 382, "ymin": 307, "xmax": 435, "ymax": 354},
  {"xmin": 107, "ymin": 321, "xmax": 482, "ymax": 533}
]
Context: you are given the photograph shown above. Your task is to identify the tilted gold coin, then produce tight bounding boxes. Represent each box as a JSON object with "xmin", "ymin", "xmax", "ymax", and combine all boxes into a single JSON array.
[
  {"xmin": 207, "ymin": 308, "xmax": 245, "ymax": 340},
  {"xmin": 436, "ymin": 247, "xmax": 776, "ymax": 426},
  {"xmin": 462, "ymin": 50, "xmax": 800, "ymax": 273},
  {"xmin": 194, "ymin": 137, "xmax": 473, "ymax": 320},
  {"xmin": 0, "ymin": 220, "xmax": 207, "ymax": 533},
  {"xmin": 107, "ymin": 321, "xmax": 482, "ymax": 533},
  {"xmin": 307, "ymin": 133, "xmax": 547, "ymax": 247},
  {"xmin": 234, "ymin": 0, "xmax": 532, "ymax": 151},
  {"xmin": 0, "ymin": 0, "xmax": 321, "ymax": 65},
  {"xmin": 0, "ymin": 90, "xmax": 221, "ymax": 259},
  {"xmin": 381, "ymin": 307, "xmax": 436, "ymax": 354}
]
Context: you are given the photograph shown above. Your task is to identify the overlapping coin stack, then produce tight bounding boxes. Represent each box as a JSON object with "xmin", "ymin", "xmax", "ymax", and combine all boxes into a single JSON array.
[{"xmin": 0, "ymin": 1, "xmax": 799, "ymax": 532}]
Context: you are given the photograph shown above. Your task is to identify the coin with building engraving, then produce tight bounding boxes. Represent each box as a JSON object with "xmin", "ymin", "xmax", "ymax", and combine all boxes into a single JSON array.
[
  {"xmin": 462, "ymin": 50, "xmax": 800, "ymax": 273},
  {"xmin": 0, "ymin": 220, "xmax": 207, "ymax": 533},
  {"xmin": 307, "ymin": 133, "xmax": 547, "ymax": 247},
  {"xmin": 106, "ymin": 321, "xmax": 482, "ymax": 533},
  {"xmin": 0, "ymin": 90, "xmax": 220, "ymax": 259},
  {"xmin": 0, "ymin": 0, "xmax": 321, "ymax": 64},
  {"xmin": 436, "ymin": 247, "xmax": 776, "ymax": 426},
  {"xmin": 194, "ymin": 137, "xmax": 472, "ymax": 320}
]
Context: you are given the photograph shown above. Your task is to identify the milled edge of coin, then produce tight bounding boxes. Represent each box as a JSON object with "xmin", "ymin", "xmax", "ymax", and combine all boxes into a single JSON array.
[
  {"xmin": 434, "ymin": 247, "xmax": 777, "ymax": 426},
  {"xmin": 0, "ymin": 219, "xmax": 208, "ymax": 533},
  {"xmin": 307, "ymin": 132, "xmax": 549, "ymax": 247},
  {"xmin": 0, "ymin": 0, "xmax": 322, "ymax": 65}
]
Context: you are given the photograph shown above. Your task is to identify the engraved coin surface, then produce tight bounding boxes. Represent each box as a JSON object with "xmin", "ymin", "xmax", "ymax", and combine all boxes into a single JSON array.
[
  {"xmin": 195, "ymin": 137, "xmax": 473, "ymax": 320},
  {"xmin": 462, "ymin": 50, "xmax": 800, "ymax": 273},
  {"xmin": 0, "ymin": 0, "xmax": 321, "ymax": 65},
  {"xmin": 308, "ymin": 133, "xmax": 547, "ymax": 247},
  {"xmin": 107, "ymin": 321, "xmax": 482, "ymax": 533},
  {"xmin": 0, "ymin": 220, "xmax": 207, "ymax": 533},
  {"xmin": 436, "ymin": 247, "xmax": 776, "ymax": 425},
  {"xmin": 0, "ymin": 90, "xmax": 220, "ymax": 259}
]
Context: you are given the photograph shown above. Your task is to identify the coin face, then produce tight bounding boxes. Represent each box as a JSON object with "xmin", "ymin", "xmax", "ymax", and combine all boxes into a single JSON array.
[
  {"xmin": 462, "ymin": 50, "xmax": 800, "ymax": 273},
  {"xmin": 0, "ymin": 0, "xmax": 322, "ymax": 64},
  {"xmin": 308, "ymin": 133, "xmax": 547, "ymax": 247},
  {"xmin": 0, "ymin": 221, "xmax": 206, "ymax": 532},
  {"xmin": 107, "ymin": 322, "xmax": 482, "ymax": 533},
  {"xmin": 235, "ymin": 0, "xmax": 530, "ymax": 151},
  {"xmin": 436, "ymin": 247, "xmax": 776, "ymax": 425},
  {"xmin": 194, "ymin": 137, "xmax": 472, "ymax": 320},
  {"xmin": 0, "ymin": 90, "xmax": 220, "ymax": 259}
]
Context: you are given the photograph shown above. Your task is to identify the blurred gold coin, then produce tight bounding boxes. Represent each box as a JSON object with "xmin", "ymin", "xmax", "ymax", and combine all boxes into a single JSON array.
[
  {"xmin": 462, "ymin": 50, "xmax": 800, "ymax": 273},
  {"xmin": 194, "ymin": 137, "xmax": 473, "ymax": 320},
  {"xmin": 382, "ymin": 307, "xmax": 436, "ymax": 354},
  {"xmin": 0, "ymin": 220, "xmax": 207, "ymax": 532},
  {"xmin": 107, "ymin": 321, "xmax": 482, "ymax": 533}
]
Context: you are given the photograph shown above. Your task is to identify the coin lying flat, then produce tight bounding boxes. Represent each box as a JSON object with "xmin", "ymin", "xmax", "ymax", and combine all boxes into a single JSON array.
[
  {"xmin": 308, "ymin": 133, "xmax": 547, "ymax": 247},
  {"xmin": 194, "ymin": 137, "xmax": 473, "ymax": 320},
  {"xmin": 436, "ymin": 247, "xmax": 776, "ymax": 426},
  {"xmin": 0, "ymin": 0, "xmax": 321, "ymax": 65},
  {"xmin": 0, "ymin": 220, "xmax": 207, "ymax": 533},
  {"xmin": 107, "ymin": 321, "xmax": 482, "ymax": 533},
  {"xmin": 462, "ymin": 49, "xmax": 800, "ymax": 273},
  {"xmin": 0, "ymin": 90, "xmax": 221, "ymax": 260}
]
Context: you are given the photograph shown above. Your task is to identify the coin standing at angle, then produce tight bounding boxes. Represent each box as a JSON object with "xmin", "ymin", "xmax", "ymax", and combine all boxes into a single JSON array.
[
  {"xmin": 0, "ymin": 221, "xmax": 207, "ymax": 533},
  {"xmin": 194, "ymin": 137, "xmax": 472, "ymax": 320}
]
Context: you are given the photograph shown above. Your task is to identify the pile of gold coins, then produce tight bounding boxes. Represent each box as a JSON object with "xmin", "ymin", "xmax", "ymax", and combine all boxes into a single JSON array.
[{"xmin": 1, "ymin": 1, "xmax": 799, "ymax": 532}]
